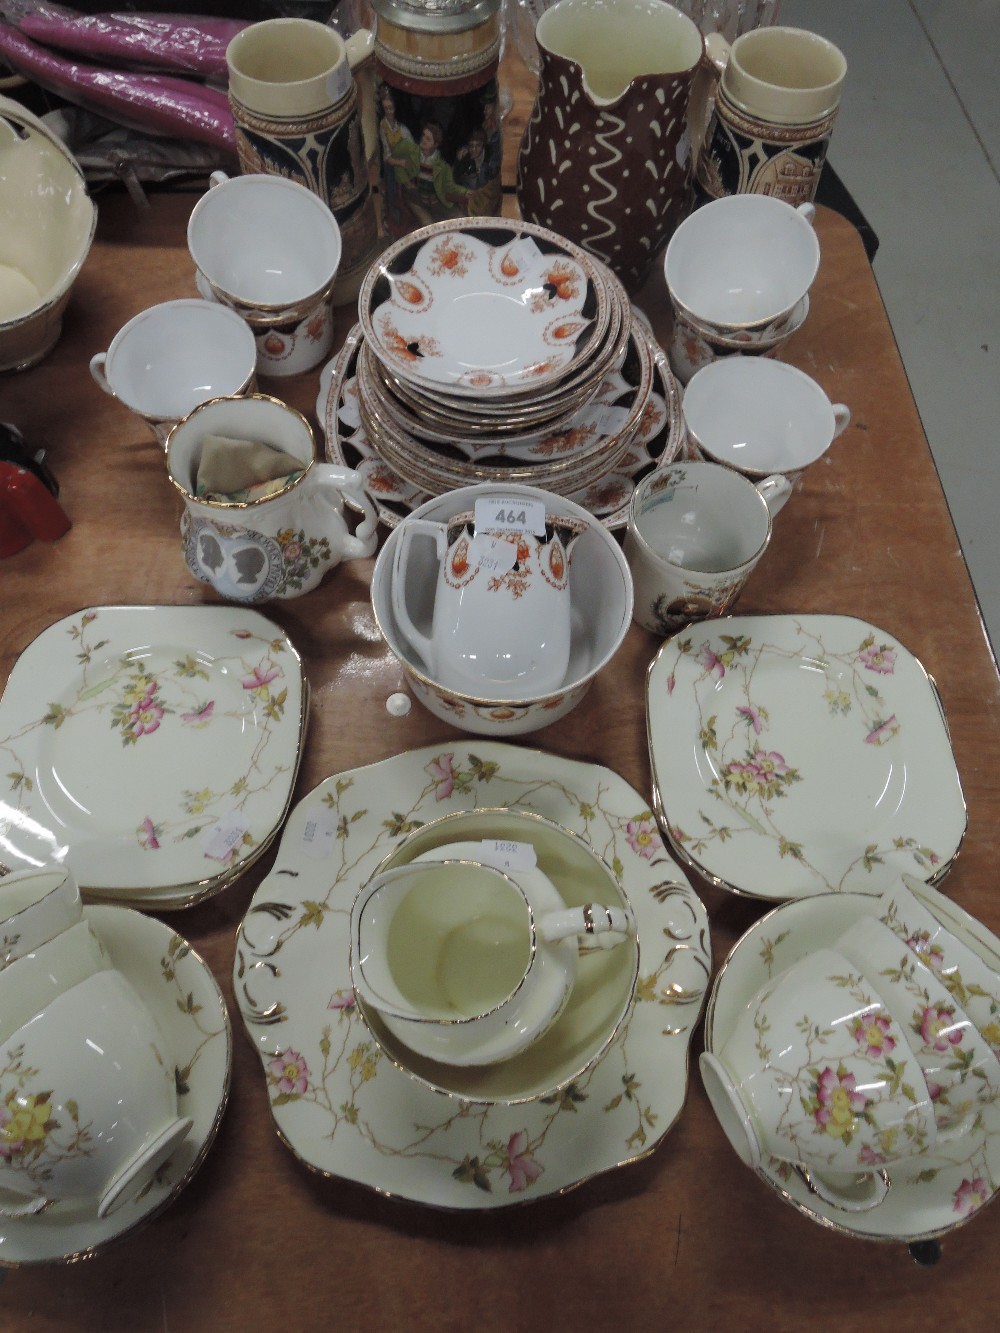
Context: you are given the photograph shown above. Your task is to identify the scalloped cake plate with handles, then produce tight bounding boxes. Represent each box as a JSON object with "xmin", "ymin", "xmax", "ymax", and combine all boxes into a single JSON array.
[
  {"xmin": 319, "ymin": 320, "xmax": 683, "ymax": 531},
  {"xmin": 0, "ymin": 904, "xmax": 231, "ymax": 1266},
  {"xmin": 0, "ymin": 605, "xmax": 307, "ymax": 908},
  {"xmin": 647, "ymin": 614, "xmax": 967, "ymax": 902},
  {"xmin": 703, "ymin": 890, "xmax": 1000, "ymax": 1242},
  {"xmin": 232, "ymin": 741, "xmax": 710, "ymax": 1209}
]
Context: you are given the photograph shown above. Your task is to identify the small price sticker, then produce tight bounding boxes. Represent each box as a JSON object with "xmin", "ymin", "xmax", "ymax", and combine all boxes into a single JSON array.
[
  {"xmin": 504, "ymin": 235, "xmax": 543, "ymax": 276},
  {"xmin": 203, "ymin": 812, "xmax": 250, "ymax": 863},
  {"xmin": 301, "ymin": 807, "xmax": 339, "ymax": 860},
  {"xmin": 469, "ymin": 533, "xmax": 517, "ymax": 576},
  {"xmin": 338, "ymin": 392, "xmax": 361, "ymax": 431},
  {"xmin": 592, "ymin": 402, "xmax": 629, "ymax": 437},
  {"xmin": 474, "ymin": 496, "xmax": 546, "ymax": 537},
  {"xmin": 479, "ymin": 839, "xmax": 538, "ymax": 873}
]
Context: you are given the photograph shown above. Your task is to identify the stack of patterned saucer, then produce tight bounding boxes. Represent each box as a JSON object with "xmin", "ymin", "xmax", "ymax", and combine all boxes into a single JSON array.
[
  {"xmin": 350, "ymin": 216, "xmax": 653, "ymax": 497},
  {"xmin": 320, "ymin": 218, "xmax": 685, "ymax": 528}
]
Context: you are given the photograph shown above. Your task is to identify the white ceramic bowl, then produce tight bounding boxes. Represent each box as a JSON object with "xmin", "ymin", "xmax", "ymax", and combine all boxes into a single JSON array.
[
  {"xmin": 358, "ymin": 807, "xmax": 640, "ymax": 1104},
  {"xmin": 0, "ymin": 95, "xmax": 97, "ymax": 372},
  {"xmin": 664, "ymin": 194, "xmax": 820, "ymax": 333},
  {"xmin": 371, "ymin": 483, "xmax": 633, "ymax": 736}
]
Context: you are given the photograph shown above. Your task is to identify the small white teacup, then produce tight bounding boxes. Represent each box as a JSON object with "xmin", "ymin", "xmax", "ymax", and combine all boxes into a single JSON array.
[
  {"xmin": 165, "ymin": 393, "xmax": 378, "ymax": 602},
  {"xmin": 0, "ymin": 864, "xmax": 82, "ymax": 969},
  {"xmin": 351, "ymin": 852, "xmax": 634, "ymax": 1067},
  {"xmin": 391, "ymin": 506, "xmax": 587, "ymax": 700},
  {"xmin": 188, "ymin": 171, "xmax": 342, "ymax": 376},
  {"xmin": 664, "ymin": 194, "xmax": 820, "ymax": 334},
  {"xmin": 90, "ymin": 299, "xmax": 258, "ymax": 445},
  {"xmin": 837, "ymin": 918, "xmax": 1000, "ymax": 1135},
  {"xmin": 682, "ymin": 356, "xmax": 851, "ymax": 482},
  {"xmin": 0, "ymin": 968, "xmax": 192, "ymax": 1219},
  {"xmin": 701, "ymin": 948, "xmax": 937, "ymax": 1213},
  {"xmin": 624, "ymin": 460, "xmax": 790, "ymax": 636}
]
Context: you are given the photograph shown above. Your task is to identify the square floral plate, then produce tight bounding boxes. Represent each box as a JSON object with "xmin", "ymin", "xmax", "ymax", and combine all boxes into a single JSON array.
[
  {"xmin": 0, "ymin": 904, "xmax": 231, "ymax": 1266},
  {"xmin": 233, "ymin": 742, "xmax": 710, "ymax": 1209},
  {"xmin": 647, "ymin": 614, "xmax": 967, "ymax": 901},
  {"xmin": 704, "ymin": 891, "xmax": 1000, "ymax": 1242},
  {"xmin": 0, "ymin": 606, "xmax": 307, "ymax": 908}
]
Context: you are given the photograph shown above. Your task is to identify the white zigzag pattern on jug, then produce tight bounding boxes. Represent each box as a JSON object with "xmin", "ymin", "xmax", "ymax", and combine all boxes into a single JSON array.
[{"xmin": 585, "ymin": 111, "xmax": 625, "ymax": 261}]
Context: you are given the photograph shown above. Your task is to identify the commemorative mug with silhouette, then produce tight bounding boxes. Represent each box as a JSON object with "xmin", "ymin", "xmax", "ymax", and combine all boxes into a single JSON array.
[{"xmin": 165, "ymin": 394, "xmax": 378, "ymax": 603}]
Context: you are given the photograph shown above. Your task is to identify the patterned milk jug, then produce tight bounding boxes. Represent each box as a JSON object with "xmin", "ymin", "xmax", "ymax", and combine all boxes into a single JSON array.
[
  {"xmin": 517, "ymin": 0, "xmax": 722, "ymax": 292},
  {"xmin": 371, "ymin": 0, "xmax": 505, "ymax": 239}
]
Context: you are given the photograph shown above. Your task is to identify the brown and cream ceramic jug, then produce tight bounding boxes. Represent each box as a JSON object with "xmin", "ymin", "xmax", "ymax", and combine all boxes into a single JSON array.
[{"xmin": 516, "ymin": 0, "xmax": 723, "ymax": 292}]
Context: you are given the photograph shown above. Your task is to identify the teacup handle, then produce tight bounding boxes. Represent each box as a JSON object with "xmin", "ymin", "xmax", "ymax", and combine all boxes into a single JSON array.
[
  {"xmin": 312, "ymin": 463, "xmax": 378, "ymax": 560},
  {"xmin": 0, "ymin": 1187, "xmax": 51, "ymax": 1218},
  {"xmin": 344, "ymin": 27, "xmax": 373, "ymax": 70},
  {"xmin": 538, "ymin": 904, "xmax": 635, "ymax": 949},
  {"xmin": 689, "ymin": 30, "xmax": 731, "ymax": 165},
  {"xmin": 89, "ymin": 352, "xmax": 114, "ymax": 398},
  {"xmin": 208, "ymin": 169, "xmax": 230, "ymax": 189},
  {"xmin": 796, "ymin": 202, "xmax": 817, "ymax": 227},
  {"xmin": 832, "ymin": 403, "xmax": 851, "ymax": 438},
  {"xmin": 391, "ymin": 519, "xmax": 449, "ymax": 669},
  {"xmin": 796, "ymin": 1164, "xmax": 890, "ymax": 1214},
  {"xmin": 755, "ymin": 473, "xmax": 792, "ymax": 518}
]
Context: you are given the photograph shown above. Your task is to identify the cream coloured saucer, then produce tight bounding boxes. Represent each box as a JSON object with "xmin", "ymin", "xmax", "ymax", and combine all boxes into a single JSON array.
[
  {"xmin": 648, "ymin": 614, "xmax": 966, "ymax": 900},
  {"xmin": 704, "ymin": 892, "xmax": 1000, "ymax": 1242},
  {"xmin": 0, "ymin": 905, "xmax": 231, "ymax": 1266},
  {"xmin": 234, "ymin": 742, "xmax": 710, "ymax": 1208},
  {"xmin": 0, "ymin": 605, "xmax": 307, "ymax": 907}
]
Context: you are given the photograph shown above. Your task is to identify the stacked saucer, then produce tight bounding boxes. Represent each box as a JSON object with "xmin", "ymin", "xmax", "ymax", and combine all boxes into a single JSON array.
[{"xmin": 352, "ymin": 216, "xmax": 653, "ymax": 499}]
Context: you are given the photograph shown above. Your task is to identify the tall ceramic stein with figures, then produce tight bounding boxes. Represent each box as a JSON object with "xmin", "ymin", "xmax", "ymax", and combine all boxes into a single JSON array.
[{"xmin": 370, "ymin": 0, "xmax": 504, "ymax": 240}]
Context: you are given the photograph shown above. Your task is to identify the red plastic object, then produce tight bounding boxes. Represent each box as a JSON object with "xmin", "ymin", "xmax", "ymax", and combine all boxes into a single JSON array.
[{"xmin": 0, "ymin": 462, "xmax": 72, "ymax": 555}]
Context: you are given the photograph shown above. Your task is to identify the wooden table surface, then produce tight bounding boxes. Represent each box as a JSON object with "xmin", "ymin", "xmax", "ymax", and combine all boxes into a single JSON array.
[{"xmin": 2, "ymin": 50, "xmax": 1000, "ymax": 1333}]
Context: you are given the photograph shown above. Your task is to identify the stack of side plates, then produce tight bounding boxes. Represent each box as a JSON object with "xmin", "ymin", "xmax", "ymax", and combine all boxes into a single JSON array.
[
  {"xmin": 352, "ymin": 216, "xmax": 650, "ymax": 497},
  {"xmin": 328, "ymin": 218, "xmax": 684, "ymax": 527}
]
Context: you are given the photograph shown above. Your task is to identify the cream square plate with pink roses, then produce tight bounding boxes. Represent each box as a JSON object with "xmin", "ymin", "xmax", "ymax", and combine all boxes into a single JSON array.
[
  {"xmin": 647, "ymin": 614, "xmax": 967, "ymax": 902},
  {"xmin": 0, "ymin": 605, "xmax": 307, "ymax": 908}
]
